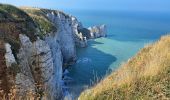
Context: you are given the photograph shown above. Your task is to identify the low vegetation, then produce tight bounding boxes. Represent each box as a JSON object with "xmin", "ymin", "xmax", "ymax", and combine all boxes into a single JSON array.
[
  {"xmin": 22, "ymin": 7, "xmax": 57, "ymax": 38},
  {"xmin": 0, "ymin": 86, "xmax": 48, "ymax": 100},
  {"xmin": 0, "ymin": 4, "xmax": 37, "ymax": 55},
  {"xmin": 79, "ymin": 35, "xmax": 170, "ymax": 100},
  {"xmin": 0, "ymin": 4, "xmax": 59, "ymax": 99}
]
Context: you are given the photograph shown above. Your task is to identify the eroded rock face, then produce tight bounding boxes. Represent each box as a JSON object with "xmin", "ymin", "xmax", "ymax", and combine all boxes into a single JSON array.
[
  {"xmin": 0, "ymin": 6, "xmax": 107, "ymax": 100},
  {"xmin": 47, "ymin": 11, "xmax": 77, "ymax": 64},
  {"xmin": 71, "ymin": 16, "xmax": 88, "ymax": 48},
  {"xmin": 88, "ymin": 24, "xmax": 107, "ymax": 38},
  {"xmin": 45, "ymin": 35, "xmax": 63, "ymax": 99},
  {"xmin": 16, "ymin": 34, "xmax": 63, "ymax": 99},
  {"xmin": 1, "ymin": 9, "xmax": 84, "ymax": 99},
  {"xmin": 4, "ymin": 43, "xmax": 16, "ymax": 67},
  {"xmin": 0, "ymin": 33, "xmax": 63, "ymax": 99},
  {"xmin": 15, "ymin": 73, "xmax": 36, "ymax": 97}
]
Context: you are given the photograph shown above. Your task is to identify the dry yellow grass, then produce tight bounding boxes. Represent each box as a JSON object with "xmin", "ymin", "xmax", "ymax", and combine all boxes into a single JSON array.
[
  {"xmin": 0, "ymin": 86, "xmax": 49, "ymax": 100},
  {"xmin": 79, "ymin": 35, "xmax": 170, "ymax": 100}
]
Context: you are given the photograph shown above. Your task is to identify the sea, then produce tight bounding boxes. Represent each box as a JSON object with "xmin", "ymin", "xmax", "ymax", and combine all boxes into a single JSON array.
[{"xmin": 63, "ymin": 10, "xmax": 170, "ymax": 99}]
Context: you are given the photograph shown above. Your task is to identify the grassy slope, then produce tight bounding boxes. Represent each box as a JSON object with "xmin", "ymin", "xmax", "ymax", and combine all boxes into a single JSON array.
[
  {"xmin": 79, "ymin": 35, "xmax": 170, "ymax": 100},
  {"xmin": 21, "ymin": 7, "xmax": 57, "ymax": 38},
  {"xmin": 0, "ymin": 4, "xmax": 37, "ymax": 39},
  {"xmin": 21, "ymin": 7, "xmax": 71, "ymax": 38},
  {"xmin": 0, "ymin": 4, "xmax": 37, "ymax": 54},
  {"xmin": 0, "ymin": 4, "xmax": 60, "ymax": 54}
]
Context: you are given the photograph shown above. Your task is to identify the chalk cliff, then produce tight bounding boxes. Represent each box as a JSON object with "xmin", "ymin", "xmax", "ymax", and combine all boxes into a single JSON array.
[
  {"xmin": 0, "ymin": 4, "xmax": 107, "ymax": 100},
  {"xmin": 88, "ymin": 25, "xmax": 107, "ymax": 38}
]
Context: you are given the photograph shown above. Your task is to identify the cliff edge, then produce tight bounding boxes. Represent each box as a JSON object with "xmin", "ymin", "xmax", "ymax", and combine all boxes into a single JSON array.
[{"xmin": 0, "ymin": 4, "xmax": 107, "ymax": 100}]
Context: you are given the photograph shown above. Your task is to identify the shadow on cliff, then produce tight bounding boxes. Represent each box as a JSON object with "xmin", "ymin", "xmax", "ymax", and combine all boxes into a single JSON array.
[{"xmin": 67, "ymin": 40, "xmax": 117, "ymax": 98}]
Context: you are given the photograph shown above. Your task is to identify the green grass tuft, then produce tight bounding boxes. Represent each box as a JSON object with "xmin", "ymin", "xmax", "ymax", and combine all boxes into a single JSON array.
[{"xmin": 22, "ymin": 8, "xmax": 57, "ymax": 38}]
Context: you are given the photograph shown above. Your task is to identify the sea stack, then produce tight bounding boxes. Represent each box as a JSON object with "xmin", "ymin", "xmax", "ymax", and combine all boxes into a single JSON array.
[{"xmin": 88, "ymin": 24, "xmax": 107, "ymax": 38}]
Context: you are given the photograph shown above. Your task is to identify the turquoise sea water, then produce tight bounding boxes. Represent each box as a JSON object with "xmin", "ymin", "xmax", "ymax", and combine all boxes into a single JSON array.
[{"xmin": 65, "ymin": 10, "xmax": 170, "ymax": 98}]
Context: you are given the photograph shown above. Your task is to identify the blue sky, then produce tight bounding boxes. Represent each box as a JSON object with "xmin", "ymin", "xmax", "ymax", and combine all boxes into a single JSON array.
[{"xmin": 1, "ymin": 0, "xmax": 170, "ymax": 12}]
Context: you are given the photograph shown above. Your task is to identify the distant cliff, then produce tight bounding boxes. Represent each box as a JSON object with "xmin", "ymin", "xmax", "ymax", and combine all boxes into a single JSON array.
[
  {"xmin": 0, "ymin": 4, "xmax": 107, "ymax": 100},
  {"xmin": 79, "ymin": 35, "xmax": 170, "ymax": 100}
]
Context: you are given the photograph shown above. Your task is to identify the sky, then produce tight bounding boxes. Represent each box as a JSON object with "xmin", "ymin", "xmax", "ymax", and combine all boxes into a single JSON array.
[{"xmin": 1, "ymin": 0, "xmax": 170, "ymax": 12}]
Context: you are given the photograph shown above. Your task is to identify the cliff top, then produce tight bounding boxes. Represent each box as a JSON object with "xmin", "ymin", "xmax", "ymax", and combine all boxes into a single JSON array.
[
  {"xmin": 0, "ymin": 4, "xmax": 38, "ymax": 54},
  {"xmin": 0, "ymin": 4, "xmax": 66, "ymax": 53},
  {"xmin": 21, "ymin": 7, "xmax": 58, "ymax": 37},
  {"xmin": 79, "ymin": 35, "xmax": 170, "ymax": 100}
]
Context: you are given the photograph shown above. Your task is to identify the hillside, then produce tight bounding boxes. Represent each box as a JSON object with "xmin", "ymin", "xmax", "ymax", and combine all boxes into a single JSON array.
[
  {"xmin": 0, "ymin": 4, "xmax": 75, "ymax": 99},
  {"xmin": 0, "ymin": 4, "xmax": 38, "ymax": 99},
  {"xmin": 79, "ymin": 35, "xmax": 170, "ymax": 100},
  {"xmin": 0, "ymin": 3, "xmax": 107, "ymax": 99},
  {"xmin": 21, "ymin": 7, "xmax": 58, "ymax": 37},
  {"xmin": 0, "ymin": 4, "xmax": 38, "ymax": 53}
]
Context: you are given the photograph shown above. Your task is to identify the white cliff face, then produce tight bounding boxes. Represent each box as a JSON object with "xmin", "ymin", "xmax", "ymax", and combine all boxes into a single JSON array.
[
  {"xmin": 88, "ymin": 24, "xmax": 107, "ymax": 38},
  {"xmin": 32, "ymin": 38, "xmax": 53, "ymax": 82},
  {"xmin": 15, "ymin": 73, "xmax": 36, "ymax": 97},
  {"xmin": 4, "ymin": 43, "xmax": 16, "ymax": 67},
  {"xmin": 4, "ymin": 43, "xmax": 35, "ymax": 98},
  {"xmin": 16, "ymin": 34, "xmax": 36, "ymax": 97},
  {"xmin": 33, "ymin": 38, "xmax": 62, "ymax": 100},
  {"xmin": 46, "ymin": 11, "xmax": 107, "ymax": 49},
  {"xmin": 71, "ymin": 16, "xmax": 88, "ymax": 48},
  {"xmin": 1, "ymin": 8, "xmax": 107, "ymax": 100},
  {"xmin": 47, "ymin": 12, "xmax": 77, "ymax": 64},
  {"xmin": 15, "ymin": 34, "xmax": 63, "ymax": 100},
  {"xmin": 6, "ymin": 10, "xmax": 83, "ymax": 99},
  {"xmin": 76, "ymin": 32, "xmax": 88, "ymax": 48},
  {"xmin": 45, "ymin": 34, "xmax": 63, "ymax": 99}
]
